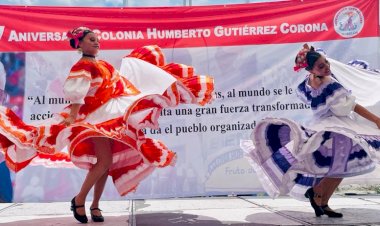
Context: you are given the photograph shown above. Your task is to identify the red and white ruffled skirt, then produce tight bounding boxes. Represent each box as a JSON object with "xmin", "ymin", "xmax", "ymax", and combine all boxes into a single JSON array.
[{"xmin": 0, "ymin": 45, "xmax": 214, "ymax": 196}]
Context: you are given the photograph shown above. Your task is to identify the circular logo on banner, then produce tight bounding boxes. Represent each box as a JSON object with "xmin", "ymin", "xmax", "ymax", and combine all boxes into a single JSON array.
[{"xmin": 334, "ymin": 6, "xmax": 364, "ymax": 38}]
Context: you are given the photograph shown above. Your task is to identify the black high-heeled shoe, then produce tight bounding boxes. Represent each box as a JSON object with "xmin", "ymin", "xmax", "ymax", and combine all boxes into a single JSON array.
[
  {"xmin": 71, "ymin": 197, "xmax": 88, "ymax": 223},
  {"xmin": 90, "ymin": 207, "xmax": 104, "ymax": 222},
  {"xmin": 321, "ymin": 205, "xmax": 343, "ymax": 218},
  {"xmin": 304, "ymin": 188, "xmax": 324, "ymax": 217}
]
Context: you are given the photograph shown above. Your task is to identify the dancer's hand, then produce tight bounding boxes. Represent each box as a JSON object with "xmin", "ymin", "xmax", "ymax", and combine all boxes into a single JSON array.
[
  {"xmin": 61, "ymin": 115, "xmax": 75, "ymax": 126},
  {"xmin": 375, "ymin": 118, "xmax": 380, "ymax": 129}
]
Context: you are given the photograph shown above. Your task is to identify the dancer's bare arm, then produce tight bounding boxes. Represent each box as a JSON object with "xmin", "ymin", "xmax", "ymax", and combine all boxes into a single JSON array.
[
  {"xmin": 354, "ymin": 104, "xmax": 380, "ymax": 129},
  {"xmin": 62, "ymin": 103, "xmax": 81, "ymax": 126}
]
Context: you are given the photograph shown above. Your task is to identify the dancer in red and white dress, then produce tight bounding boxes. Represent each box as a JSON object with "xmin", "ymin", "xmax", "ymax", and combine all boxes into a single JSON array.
[{"xmin": 0, "ymin": 27, "xmax": 213, "ymax": 223}]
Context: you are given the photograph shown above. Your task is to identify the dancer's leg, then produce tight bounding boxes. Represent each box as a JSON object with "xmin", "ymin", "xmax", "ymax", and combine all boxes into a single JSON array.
[
  {"xmin": 313, "ymin": 177, "xmax": 344, "ymax": 216},
  {"xmin": 312, "ymin": 179, "xmax": 325, "ymax": 206},
  {"xmin": 90, "ymin": 170, "xmax": 109, "ymax": 216},
  {"xmin": 74, "ymin": 137, "xmax": 112, "ymax": 215},
  {"xmin": 321, "ymin": 177, "xmax": 343, "ymax": 206}
]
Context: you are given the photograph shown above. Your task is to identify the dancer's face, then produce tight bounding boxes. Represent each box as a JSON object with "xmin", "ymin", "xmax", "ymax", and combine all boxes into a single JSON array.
[
  {"xmin": 310, "ymin": 56, "xmax": 331, "ymax": 77},
  {"xmin": 79, "ymin": 32, "xmax": 99, "ymax": 56}
]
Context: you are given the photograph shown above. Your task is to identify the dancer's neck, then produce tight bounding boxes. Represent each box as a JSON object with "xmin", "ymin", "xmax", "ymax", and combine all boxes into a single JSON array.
[{"xmin": 82, "ymin": 53, "xmax": 96, "ymax": 58}]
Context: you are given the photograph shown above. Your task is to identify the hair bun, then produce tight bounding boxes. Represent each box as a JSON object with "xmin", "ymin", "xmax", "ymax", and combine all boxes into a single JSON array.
[
  {"xmin": 294, "ymin": 44, "xmax": 311, "ymax": 72},
  {"xmin": 67, "ymin": 27, "xmax": 92, "ymax": 49}
]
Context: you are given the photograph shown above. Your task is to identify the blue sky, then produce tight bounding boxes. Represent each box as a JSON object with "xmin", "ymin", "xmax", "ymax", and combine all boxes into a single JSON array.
[{"xmin": 0, "ymin": 0, "xmax": 279, "ymax": 7}]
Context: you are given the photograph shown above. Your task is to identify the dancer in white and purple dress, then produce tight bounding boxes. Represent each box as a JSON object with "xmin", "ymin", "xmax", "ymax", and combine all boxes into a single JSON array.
[{"xmin": 241, "ymin": 44, "xmax": 380, "ymax": 218}]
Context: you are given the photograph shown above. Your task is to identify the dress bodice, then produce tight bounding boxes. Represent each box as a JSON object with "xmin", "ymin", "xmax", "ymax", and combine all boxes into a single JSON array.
[{"xmin": 296, "ymin": 75, "xmax": 356, "ymax": 118}]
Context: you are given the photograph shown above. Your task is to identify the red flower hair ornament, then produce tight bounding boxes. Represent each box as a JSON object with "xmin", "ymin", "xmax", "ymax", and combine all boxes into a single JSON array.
[
  {"xmin": 66, "ymin": 27, "xmax": 91, "ymax": 49},
  {"xmin": 293, "ymin": 44, "xmax": 310, "ymax": 72}
]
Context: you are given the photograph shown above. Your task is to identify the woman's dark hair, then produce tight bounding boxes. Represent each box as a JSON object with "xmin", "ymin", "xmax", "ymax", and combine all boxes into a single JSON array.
[
  {"xmin": 294, "ymin": 45, "xmax": 322, "ymax": 72},
  {"xmin": 304, "ymin": 46, "xmax": 321, "ymax": 71},
  {"xmin": 69, "ymin": 30, "xmax": 93, "ymax": 49}
]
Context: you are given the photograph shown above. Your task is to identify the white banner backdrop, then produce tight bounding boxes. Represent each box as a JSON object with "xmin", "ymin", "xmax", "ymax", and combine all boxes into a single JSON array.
[{"xmin": 11, "ymin": 37, "xmax": 380, "ymax": 202}]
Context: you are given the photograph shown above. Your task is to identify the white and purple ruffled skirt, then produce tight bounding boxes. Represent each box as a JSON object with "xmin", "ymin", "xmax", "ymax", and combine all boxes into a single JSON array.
[{"xmin": 241, "ymin": 116, "xmax": 380, "ymax": 200}]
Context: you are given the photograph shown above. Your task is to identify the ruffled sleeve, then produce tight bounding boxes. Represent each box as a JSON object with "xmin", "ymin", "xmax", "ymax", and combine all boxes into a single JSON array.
[
  {"xmin": 63, "ymin": 61, "xmax": 92, "ymax": 104},
  {"xmin": 330, "ymin": 94, "xmax": 356, "ymax": 116},
  {"xmin": 296, "ymin": 78, "xmax": 312, "ymax": 105}
]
